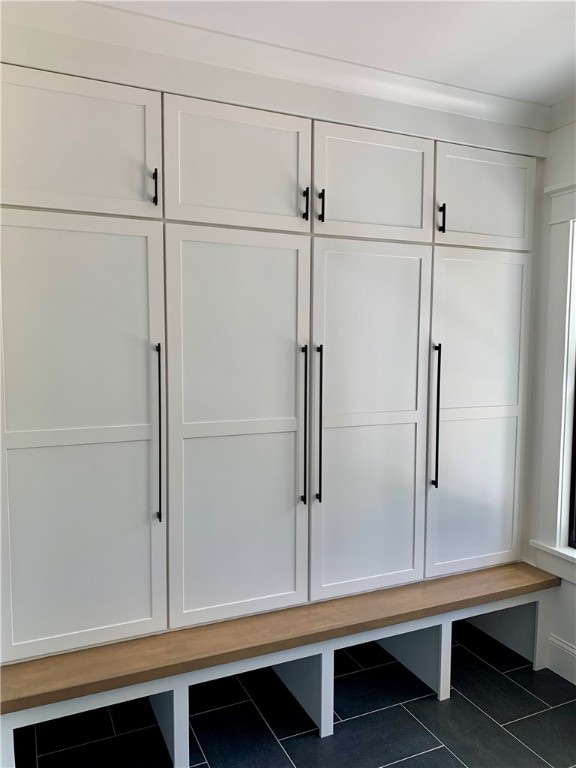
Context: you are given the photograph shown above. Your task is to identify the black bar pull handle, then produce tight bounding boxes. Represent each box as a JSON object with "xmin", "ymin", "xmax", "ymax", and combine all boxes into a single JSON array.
[
  {"xmin": 302, "ymin": 187, "xmax": 310, "ymax": 221},
  {"xmin": 318, "ymin": 189, "xmax": 326, "ymax": 223},
  {"xmin": 155, "ymin": 343, "xmax": 163, "ymax": 521},
  {"xmin": 438, "ymin": 203, "xmax": 446, "ymax": 233},
  {"xmin": 431, "ymin": 343, "xmax": 442, "ymax": 489},
  {"xmin": 316, "ymin": 344, "xmax": 324, "ymax": 502},
  {"xmin": 300, "ymin": 345, "xmax": 309, "ymax": 503},
  {"xmin": 153, "ymin": 168, "xmax": 159, "ymax": 206}
]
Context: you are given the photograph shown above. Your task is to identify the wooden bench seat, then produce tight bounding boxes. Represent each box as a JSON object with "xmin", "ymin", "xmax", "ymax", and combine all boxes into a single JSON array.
[{"xmin": 1, "ymin": 562, "xmax": 559, "ymax": 715}]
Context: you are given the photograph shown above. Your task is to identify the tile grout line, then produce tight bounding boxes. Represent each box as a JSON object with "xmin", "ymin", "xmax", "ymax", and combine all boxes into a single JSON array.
[
  {"xmin": 279, "ymin": 727, "xmax": 319, "ymax": 742},
  {"xmin": 338, "ymin": 693, "xmax": 436, "ymax": 724},
  {"xmin": 35, "ymin": 724, "xmax": 158, "ymax": 758},
  {"xmin": 236, "ymin": 676, "xmax": 298, "ymax": 768},
  {"xmin": 335, "ymin": 660, "xmax": 398, "ymax": 678},
  {"xmin": 504, "ymin": 663, "xmax": 533, "ymax": 674},
  {"xmin": 107, "ymin": 705, "xmax": 117, "ymax": 737},
  {"xmin": 502, "ymin": 696, "xmax": 576, "ymax": 725},
  {"xmin": 189, "ymin": 699, "xmax": 251, "ymax": 718},
  {"xmin": 189, "ymin": 722, "xmax": 212, "ymax": 768},
  {"xmin": 455, "ymin": 645, "xmax": 551, "ymax": 709},
  {"xmin": 376, "ymin": 745, "xmax": 444, "ymax": 768},
  {"xmin": 452, "ymin": 686, "xmax": 555, "ymax": 768},
  {"xmin": 401, "ymin": 704, "xmax": 469, "ymax": 768}
]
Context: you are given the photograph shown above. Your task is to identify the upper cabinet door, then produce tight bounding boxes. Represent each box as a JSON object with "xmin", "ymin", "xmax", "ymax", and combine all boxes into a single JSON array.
[
  {"xmin": 0, "ymin": 65, "xmax": 162, "ymax": 217},
  {"xmin": 164, "ymin": 96, "xmax": 312, "ymax": 231},
  {"xmin": 435, "ymin": 143, "xmax": 536, "ymax": 250},
  {"xmin": 313, "ymin": 122, "xmax": 434, "ymax": 241}
]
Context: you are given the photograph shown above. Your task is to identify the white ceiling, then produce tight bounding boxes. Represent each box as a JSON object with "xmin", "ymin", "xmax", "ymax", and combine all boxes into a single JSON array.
[{"xmin": 106, "ymin": 1, "xmax": 575, "ymax": 107}]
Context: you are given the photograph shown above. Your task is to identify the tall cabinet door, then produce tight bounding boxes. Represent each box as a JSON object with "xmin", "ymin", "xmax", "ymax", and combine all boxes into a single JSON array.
[
  {"xmin": 435, "ymin": 143, "xmax": 536, "ymax": 251},
  {"xmin": 313, "ymin": 122, "xmax": 434, "ymax": 241},
  {"xmin": 310, "ymin": 239, "xmax": 431, "ymax": 600},
  {"xmin": 0, "ymin": 65, "xmax": 162, "ymax": 216},
  {"xmin": 164, "ymin": 96, "xmax": 311, "ymax": 232},
  {"xmin": 166, "ymin": 225, "xmax": 309, "ymax": 627},
  {"xmin": 1, "ymin": 211, "xmax": 166, "ymax": 661},
  {"xmin": 426, "ymin": 247, "xmax": 530, "ymax": 577}
]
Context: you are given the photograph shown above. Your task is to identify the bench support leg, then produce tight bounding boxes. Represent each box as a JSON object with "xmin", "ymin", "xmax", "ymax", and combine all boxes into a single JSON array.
[
  {"xmin": 379, "ymin": 623, "xmax": 451, "ymax": 701},
  {"xmin": 534, "ymin": 595, "xmax": 553, "ymax": 671},
  {"xmin": 273, "ymin": 652, "xmax": 334, "ymax": 738},
  {"xmin": 150, "ymin": 684, "xmax": 190, "ymax": 768},
  {"xmin": 1, "ymin": 718, "xmax": 16, "ymax": 768}
]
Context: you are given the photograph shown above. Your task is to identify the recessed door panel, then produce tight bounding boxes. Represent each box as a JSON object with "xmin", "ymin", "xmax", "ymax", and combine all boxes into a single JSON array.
[
  {"xmin": 7, "ymin": 442, "xmax": 153, "ymax": 644},
  {"xmin": 323, "ymin": 247, "xmax": 422, "ymax": 415},
  {"xmin": 429, "ymin": 417, "xmax": 518, "ymax": 567},
  {"xmin": 182, "ymin": 433, "xmax": 297, "ymax": 613},
  {"xmin": 441, "ymin": 256, "xmax": 524, "ymax": 409},
  {"xmin": 322, "ymin": 424, "xmax": 417, "ymax": 587},
  {"xmin": 2, "ymin": 225, "xmax": 150, "ymax": 432},
  {"xmin": 180, "ymin": 239, "xmax": 298, "ymax": 423}
]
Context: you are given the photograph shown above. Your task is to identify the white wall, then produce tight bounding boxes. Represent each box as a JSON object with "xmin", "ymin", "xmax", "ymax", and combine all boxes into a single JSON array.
[
  {"xmin": 545, "ymin": 122, "xmax": 576, "ymax": 187},
  {"xmin": 525, "ymin": 120, "xmax": 576, "ymax": 683}
]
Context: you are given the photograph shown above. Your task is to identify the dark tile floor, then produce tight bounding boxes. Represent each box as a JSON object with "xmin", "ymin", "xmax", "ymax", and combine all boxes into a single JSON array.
[{"xmin": 13, "ymin": 622, "xmax": 576, "ymax": 768}]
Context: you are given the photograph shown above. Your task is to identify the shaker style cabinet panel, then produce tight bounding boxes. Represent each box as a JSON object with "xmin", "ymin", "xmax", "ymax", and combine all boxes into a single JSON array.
[
  {"xmin": 426, "ymin": 247, "xmax": 530, "ymax": 577},
  {"xmin": 0, "ymin": 211, "xmax": 167, "ymax": 661},
  {"xmin": 0, "ymin": 65, "xmax": 162, "ymax": 217},
  {"xmin": 435, "ymin": 143, "xmax": 536, "ymax": 250},
  {"xmin": 313, "ymin": 122, "xmax": 434, "ymax": 241},
  {"xmin": 164, "ymin": 96, "xmax": 312, "ymax": 231},
  {"xmin": 166, "ymin": 225, "xmax": 310, "ymax": 627},
  {"xmin": 310, "ymin": 239, "xmax": 431, "ymax": 600}
]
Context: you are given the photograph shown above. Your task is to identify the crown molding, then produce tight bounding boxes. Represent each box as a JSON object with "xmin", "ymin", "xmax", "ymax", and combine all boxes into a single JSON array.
[
  {"xmin": 550, "ymin": 97, "xmax": 576, "ymax": 132},
  {"xmin": 545, "ymin": 182, "xmax": 576, "ymax": 198},
  {"xmin": 2, "ymin": 0, "xmax": 552, "ymax": 133}
]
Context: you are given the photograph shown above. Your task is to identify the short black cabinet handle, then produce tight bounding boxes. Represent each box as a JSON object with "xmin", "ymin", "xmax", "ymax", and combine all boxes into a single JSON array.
[
  {"xmin": 302, "ymin": 187, "xmax": 310, "ymax": 221},
  {"xmin": 301, "ymin": 345, "xmax": 309, "ymax": 503},
  {"xmin": 438, "ymin": 203, "xmax": 446, "ymax": 233},
  {"xmin": 431, "ymin": 343, "xmax": 442, "ymax": 489},
  {"xmin": 155, "ymin": 343, "xmax": 163, "ymax": 521},
  {"xmin": 316, "ymin": 344, "xmax": 324, "ymax": 502},
  {"xmin": 318, "ymin": 189, "xmax": 326, "ymax": 223},
  {"xmin": 153, "ymin": 168, "xmax": 159, "ymax": 206}
]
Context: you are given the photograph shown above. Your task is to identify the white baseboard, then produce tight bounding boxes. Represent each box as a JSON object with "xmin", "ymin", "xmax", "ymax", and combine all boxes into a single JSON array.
[{"xmin": 548, "ymin": 634, "xmax": 576, "ymax": 684}]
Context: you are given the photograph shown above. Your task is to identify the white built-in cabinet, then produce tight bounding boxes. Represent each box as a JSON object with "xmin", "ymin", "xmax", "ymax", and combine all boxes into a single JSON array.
[
  {"xmin": 313, "ymin": 123, "xmax": 434, "ymax": 241},
  {"xmin": 435, "ymin": 143, "xmax": 536, "ymax": 251},
  {"xmin": 0, "ymin": 64, "xmax": 538, "ymax": 659},
  {"xmin": 310, "ymin": 239, "xmax": 431, "ymax": 598},
  {"xmin": 0, "ymin": 65, "xmax": 162, "ymax": 217},
  {"xmin": 165, "ymin": 225, "xmax": 310, "ymax": 626},
  {"xmin": 0, "ymin": 210, "xmax": 167, "ymax": 661},
  {"xmin": 426, "ymin": 247, "xmax": 530, "ymax": 577},
  {"xmin": 163, "ymin": 96, "xmax": 312, "ymax": 231}
]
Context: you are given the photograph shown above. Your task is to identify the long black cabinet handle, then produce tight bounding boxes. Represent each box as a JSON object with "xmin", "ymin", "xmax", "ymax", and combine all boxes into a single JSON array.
[
  {"xmin": 302, "ymin": 187, "xmax": 310, "ymax": 221},
  {"xmin": 153, "ymin": 168, "xmax": 159, "ymax": 206},
  {"xmin": 438, "ymin": 203, "xmax": 446, "ymax": 233},
  {"xmin": 431, "ymin": 343, "xmax": 442, "ymax": 489},
  {"xmin": 316, "ymin": 344, "xmax": 324, "ymax": 502},
  {"xmin": 155, "ymin": 343, "xmax": 163, "ymax": 521},
  {"xmin": 318, "ymin": 189, "xmax": 326, "ymax": 222},
  {"xmin": 300, "ymin": 345, "xmax": 308, "ymax": 503}
]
